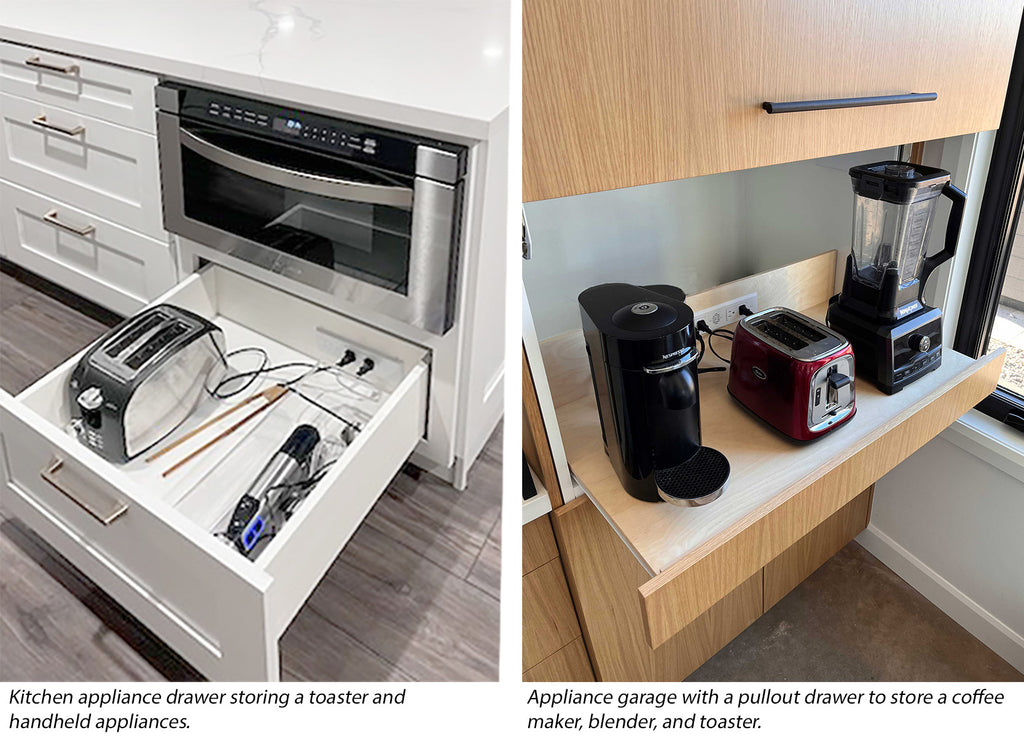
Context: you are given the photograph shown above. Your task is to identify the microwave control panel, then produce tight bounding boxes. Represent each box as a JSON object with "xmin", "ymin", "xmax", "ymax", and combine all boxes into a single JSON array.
[{"xmin": 169, "ymin": 85, "xmax": 462, "ymax": 177}]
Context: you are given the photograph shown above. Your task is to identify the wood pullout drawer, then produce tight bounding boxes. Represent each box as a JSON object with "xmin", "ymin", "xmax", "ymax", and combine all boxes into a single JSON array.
[
  {"xmin": 0, "ymin": 41, "xmax": 158, "ymax": 133},
  {"xmin": 0, "ymin": 179, "xmax": 175, "ymax": 315},
  {"xmin": 0, "ymin": 91, "xmax": 165, "ymax": 239},
  {"xmin": 537, "ymin": 251, "xmax": 1006, "ymax": 680},
  {"xmin": 0, "ymin": 264, "xmax": 429, "ymax": 681}
]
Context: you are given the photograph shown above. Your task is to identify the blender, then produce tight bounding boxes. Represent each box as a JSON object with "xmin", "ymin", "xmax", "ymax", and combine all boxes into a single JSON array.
[{"xmin": 826, "ymin": 161, "xmax": 966, "ymax": 394}]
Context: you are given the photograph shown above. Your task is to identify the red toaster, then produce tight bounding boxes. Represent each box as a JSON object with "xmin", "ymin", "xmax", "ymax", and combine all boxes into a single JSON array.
[{"xmin": 727, "ymin": 307, "xmax": 856, "ymax": 440}]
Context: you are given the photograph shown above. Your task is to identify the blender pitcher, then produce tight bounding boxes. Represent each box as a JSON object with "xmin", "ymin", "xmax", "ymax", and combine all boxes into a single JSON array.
[{"xmin": 847, "ymin": 161, "xmax": 966, "ymax": 320}]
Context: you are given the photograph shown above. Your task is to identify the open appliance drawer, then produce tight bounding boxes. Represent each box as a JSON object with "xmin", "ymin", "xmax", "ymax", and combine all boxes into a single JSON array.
[{"xmin": 0, "ymin": 263, "xmax": 429, "ymax": 681}]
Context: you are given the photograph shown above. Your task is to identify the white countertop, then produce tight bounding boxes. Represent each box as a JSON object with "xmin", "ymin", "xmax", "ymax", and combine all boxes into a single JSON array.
[{"xmin": 0, "ymin": 0, "xmax": 509, "ymax": 140}]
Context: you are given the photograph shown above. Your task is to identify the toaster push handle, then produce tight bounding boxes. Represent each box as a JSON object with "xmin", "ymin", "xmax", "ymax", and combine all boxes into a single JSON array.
[
  {"xmin": 40, "ymin": 458, "xmax": 128, "ymax": 525},
  {"xmin": 827, "ymin": 371, "xmax": 853, "ymax": 408}
]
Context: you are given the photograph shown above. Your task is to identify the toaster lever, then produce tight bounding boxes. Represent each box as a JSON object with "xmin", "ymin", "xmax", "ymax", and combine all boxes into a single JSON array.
[{"xmin": 827, "ymin": 371, "xmax": 852, "ymax": 407}]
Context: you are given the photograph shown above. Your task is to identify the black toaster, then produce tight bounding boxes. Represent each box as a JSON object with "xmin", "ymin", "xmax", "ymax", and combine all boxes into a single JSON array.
[{"xmin": 68, "ymin": 305, "xmax": 226, "ymax": 463}]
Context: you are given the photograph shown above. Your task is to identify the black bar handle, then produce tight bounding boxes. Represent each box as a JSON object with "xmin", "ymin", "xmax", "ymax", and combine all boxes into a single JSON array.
[
  {"xmin": 919, "ymin": 182, "xmax": 967, "ymax": 297},
  {"xmin": 762, "ymin": 92, "xmax": 937, "ymax": 114}
]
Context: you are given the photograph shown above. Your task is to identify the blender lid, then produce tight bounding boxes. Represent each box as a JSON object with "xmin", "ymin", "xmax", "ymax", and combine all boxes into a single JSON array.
[{"xmin": 850, "ymin": 161, "xmax": 950, "ymax": 204}]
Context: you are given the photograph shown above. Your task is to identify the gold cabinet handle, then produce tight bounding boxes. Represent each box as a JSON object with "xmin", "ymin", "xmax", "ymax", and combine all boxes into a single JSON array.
[
  {"xmin": 25, "ymin": 55, "xmax": 79, "ymax": 75},
  {"xmin": 43, "ymin": 209, "xmax": 95, "ymax": 237},
  {"xmin": 32, "ymin": 115, "xmax": 85, "ymax": 137},
  {"xmin": 40, "ymin": 458, "xmax": 127, "ymax": 525}
]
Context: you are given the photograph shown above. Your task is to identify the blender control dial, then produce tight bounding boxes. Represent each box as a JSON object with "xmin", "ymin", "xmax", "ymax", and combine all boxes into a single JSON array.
[{"xmin": 908, "ymin": 333, "xmax": 931, "ymax": 353}]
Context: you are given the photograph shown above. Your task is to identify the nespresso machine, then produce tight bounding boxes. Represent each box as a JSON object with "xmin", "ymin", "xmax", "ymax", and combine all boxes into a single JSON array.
[
  {"xmin": 580, "ymin": 283, "xmax": 730, "ymax": 506},
  {"xmin": 826, "ymin": 161, "xmax": 966, "ymax": 394}
]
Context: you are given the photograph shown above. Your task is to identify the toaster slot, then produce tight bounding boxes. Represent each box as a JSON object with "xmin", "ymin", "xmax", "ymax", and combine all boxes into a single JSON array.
[
  {"xmin": 753, "ymin": 320, "xmax": 807, "ymax": 350},
  {"xmin": 770, "ymin": 312, "xmax": 826, "ymax": 343},
  {"xmin": 124, "ymin": 321, "xmax": 191, "ymax": 370},
  {"xmin": 103, "ymin": 310, "xmax": 170, "ymax": 359}
]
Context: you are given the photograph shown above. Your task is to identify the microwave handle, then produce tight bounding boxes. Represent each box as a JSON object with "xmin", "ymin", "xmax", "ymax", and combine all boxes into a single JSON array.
[{"xmin": 179, "ymin": 129, "xmax": 414, "ymax": 208}]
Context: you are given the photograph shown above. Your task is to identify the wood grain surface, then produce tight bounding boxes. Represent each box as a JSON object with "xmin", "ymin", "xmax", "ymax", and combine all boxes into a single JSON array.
[
  {"xmin": 522, "ymin": 557, "xmax": 582, "ymax": 670},
  {"xmin": 523, "ymin": 636, "xmax": 594, "ymax": 682},
  {"xmin": 523, "ymin": 345, "xmax": 565, "ymax": 508},
  {"xmin": 638, "ymin": 348, "xmax": 1004, "ymax": 648},
  {"xmin": 552, "ymin": 495, "xmax": 762, "ymax": 681},
  {"xmin": 522, "ymin": 514, "xmax": 559, "ymax": 575},
  {"xmin": 524, "ymin": 0, "xmax": 1023, "ymax": 201},
  {"xmin": 763, "ymin": 487, "xmax": 873, "ymax": 610}
]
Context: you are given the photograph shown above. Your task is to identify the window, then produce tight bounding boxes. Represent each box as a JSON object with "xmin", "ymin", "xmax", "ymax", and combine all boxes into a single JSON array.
[{"xmin": 953, "ymin": 15, "xmax": 1024, "ymax": 432}]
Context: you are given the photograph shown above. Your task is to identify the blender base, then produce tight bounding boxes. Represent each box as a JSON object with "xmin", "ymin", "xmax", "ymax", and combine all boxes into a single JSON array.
[{"xmin": 827, "ymin": 297, "xmax": 943, "ymax": 395}]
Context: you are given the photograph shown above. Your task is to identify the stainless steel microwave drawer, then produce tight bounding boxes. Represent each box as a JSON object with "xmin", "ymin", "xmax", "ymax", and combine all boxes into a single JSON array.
[{"xmin": 0, "ymin": 264, "xmax": 429, "ymax": 681}]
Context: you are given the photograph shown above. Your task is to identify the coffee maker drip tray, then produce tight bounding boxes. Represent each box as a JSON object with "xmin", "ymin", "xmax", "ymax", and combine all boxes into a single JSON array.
[{"xmin": 654, "ymin": 446, "xmax": 730, "ymax": 507}]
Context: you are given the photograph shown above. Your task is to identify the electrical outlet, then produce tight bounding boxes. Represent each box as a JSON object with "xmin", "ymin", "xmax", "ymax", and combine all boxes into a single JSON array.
[{"xmin": 693, "ymin": 293, "xmax": 758, "ymax": 332}]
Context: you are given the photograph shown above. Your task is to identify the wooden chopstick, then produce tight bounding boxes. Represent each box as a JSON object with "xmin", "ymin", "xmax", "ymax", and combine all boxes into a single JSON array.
[
  {"xmin": 146, "ymin": 385, "xmax": 288, "ymax": 463},
  {"xmin": 160, "ymin": 386, "xmax": 289, "ymax": 478}
]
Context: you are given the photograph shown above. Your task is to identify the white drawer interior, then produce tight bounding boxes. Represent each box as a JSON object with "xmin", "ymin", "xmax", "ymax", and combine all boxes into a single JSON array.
[{"xmin": 16, "ymin": 264, "xmax": 429, "ymax": 571}]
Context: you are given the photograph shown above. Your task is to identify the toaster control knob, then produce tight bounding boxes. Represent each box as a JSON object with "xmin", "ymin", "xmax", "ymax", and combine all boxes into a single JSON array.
[
  {"xmin": 77, "ymin": 387, "xmax": 104, "ymax": 429},
  {"xmin": 909, "ymin": 334, "xmax": 931, "ymax": 353}
]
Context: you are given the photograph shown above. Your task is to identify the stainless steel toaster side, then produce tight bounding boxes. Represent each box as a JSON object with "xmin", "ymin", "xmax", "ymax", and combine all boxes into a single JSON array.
[{"xmin": 68, "ymin": 305, "xmax": 226, "ymax": 462}]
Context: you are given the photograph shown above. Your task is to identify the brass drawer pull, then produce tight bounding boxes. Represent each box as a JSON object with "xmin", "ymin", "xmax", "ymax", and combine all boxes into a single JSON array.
[
  {"xmin": 40, "ymin": 458, "xmax": 128, "ymax": 525},
  {"xmin": 31, "ymin": 115, "xmax": 85, "ymax": 137},
  {"xmin": 43, "ymin": 209, "xmax": 95, "ymax": 237},
  {"xmin": 25, "ymin": 55, "xmax": 79, "ymax": 75},
  {"xmin": 762, "ymin": 92, "xmax": 937, "ymax": 114}
]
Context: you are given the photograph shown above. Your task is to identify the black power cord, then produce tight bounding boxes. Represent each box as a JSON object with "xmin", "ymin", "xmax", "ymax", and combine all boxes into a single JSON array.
[{"xmin": 696, "ymin": 320, "xmax": 734, "ymax": 364}]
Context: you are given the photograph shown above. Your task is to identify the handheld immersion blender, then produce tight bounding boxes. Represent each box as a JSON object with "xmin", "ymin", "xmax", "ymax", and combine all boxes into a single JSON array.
[{"xmin": 223, "ymin": 424, "xmax": 321, "ymax": 555}]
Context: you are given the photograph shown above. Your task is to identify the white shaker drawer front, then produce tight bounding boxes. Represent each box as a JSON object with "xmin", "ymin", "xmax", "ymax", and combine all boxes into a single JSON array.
[
  {"xmin": 0, "ymin": 92, "xmax": 164, "ymax": 239},
  {"xmin": 0, "ymin": 406, "xmax": 273, "ymax": 681},
  {"xmin": 0, "ymin": 41, "xmax": 157, "ymax": 133},
  {"xmin": 0, "ymin": 264, "xmax": 430, "ymax": 681},
  {"xmin": 0, "ymin": 180, "xmax": 176, "ymax": 315}
]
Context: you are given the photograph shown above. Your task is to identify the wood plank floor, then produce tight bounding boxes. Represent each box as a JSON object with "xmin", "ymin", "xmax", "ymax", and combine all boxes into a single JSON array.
[{"xmin": 0, "ymin": 266, "xmax": 501, "ymax": 682}]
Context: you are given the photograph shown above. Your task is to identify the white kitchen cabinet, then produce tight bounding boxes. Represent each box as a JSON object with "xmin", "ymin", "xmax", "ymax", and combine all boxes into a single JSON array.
[
  {"xmin": 0, "ymin": 41, "xmax": 159, "ymax": 133},
  {"xmin": 0, "ymin": 39, "xmax": 174, "ymax": 308},
  {"xmin": 0, "ymin": 91, "xmax": 165, "ymax": 240},
  {"xmin": 0, "ymin": 263, "xmax": 430, "ymax": 681},
  {"xmin": 0, "ymin": 179, "xmax": 176, "ymax": 315}
]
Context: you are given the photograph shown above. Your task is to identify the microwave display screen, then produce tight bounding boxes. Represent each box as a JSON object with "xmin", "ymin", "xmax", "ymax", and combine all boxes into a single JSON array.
[{"xmin": 273, "ymin": 117, "xmax": 303, "ymax": 135}]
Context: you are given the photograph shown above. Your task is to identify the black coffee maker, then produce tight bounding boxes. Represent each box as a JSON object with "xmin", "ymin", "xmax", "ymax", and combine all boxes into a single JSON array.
[
  {"xmin": 826, "ymin": 161, "xmax": 966, "ymax": 394},
  {"xmin": 580, "ymin": 283, "xmax": 730, "ymax": 506}
]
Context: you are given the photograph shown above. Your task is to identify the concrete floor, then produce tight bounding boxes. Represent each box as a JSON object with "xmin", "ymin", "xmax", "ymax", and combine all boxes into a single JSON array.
[{"xmin": 688, "ymin": 541, "xmax": 1022, "ymax": 681}]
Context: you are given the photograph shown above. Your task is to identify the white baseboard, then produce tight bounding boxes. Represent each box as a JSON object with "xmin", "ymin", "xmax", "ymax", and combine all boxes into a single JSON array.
[{"xmin": 857, "ymin": 525, "xmax": 1024, "ymax": 675}]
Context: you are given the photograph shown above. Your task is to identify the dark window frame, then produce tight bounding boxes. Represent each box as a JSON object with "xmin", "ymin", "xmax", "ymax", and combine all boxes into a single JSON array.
[{"xmin": 952, "ymin": 15, "xmax": 1024, "ymax": 433}]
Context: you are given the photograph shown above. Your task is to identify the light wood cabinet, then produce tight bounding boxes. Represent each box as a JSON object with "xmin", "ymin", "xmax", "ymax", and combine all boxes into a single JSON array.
[
  {"xmin": 524, "ymin": 637, "xmax": 593, "ymax": 682},
  {"xmin": 524, "ymin": 0, "xmax": 1023, "ymax": 201},
  {"xmin": 521, "ymin": 515, "xmax": 594, "ymax": 680},
  {"xmin": 764, "ymin": 487, "xmax": 873, "ymax": 610}
]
